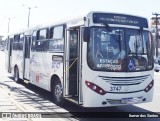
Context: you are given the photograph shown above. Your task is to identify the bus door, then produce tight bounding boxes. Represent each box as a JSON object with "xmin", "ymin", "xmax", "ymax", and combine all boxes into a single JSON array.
[
  {"xmin": 23, "ymin": 36, "xmax": 31, "ymax": 80},
  {"xmin": 5, "ymin": 37, "xmax": 13, "ymax": 73},
  {"xmin": 64, "ymin": 28, "xmax": 82, "ymax": 103}
]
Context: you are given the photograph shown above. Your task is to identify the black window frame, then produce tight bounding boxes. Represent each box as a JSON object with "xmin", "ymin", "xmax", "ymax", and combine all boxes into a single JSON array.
[
  {"xmin": 48, "ymin": 25, "xmax": 65, "ymax": 53},
  {"xmin": 12, "ymin": 33, "xmax": 24, "ymax": 51},
  {"xmin": 31, "ymin": 28, "xmax": 49, "ymax": 52}
]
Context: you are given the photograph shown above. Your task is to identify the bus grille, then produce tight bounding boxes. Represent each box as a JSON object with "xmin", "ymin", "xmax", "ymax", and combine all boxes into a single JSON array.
[{"xmin": 99, "ymin": 75, "xmax": 149, "ymax": 86}]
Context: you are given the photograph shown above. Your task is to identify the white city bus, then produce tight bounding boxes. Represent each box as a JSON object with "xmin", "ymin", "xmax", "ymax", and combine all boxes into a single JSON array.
[{"xmin": 5, "ymin": 11, "xmax": 154, "ymax": 107}]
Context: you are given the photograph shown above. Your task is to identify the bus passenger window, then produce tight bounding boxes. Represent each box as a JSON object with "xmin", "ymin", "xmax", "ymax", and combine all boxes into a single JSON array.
[
  {"xmin": 39, "ymin": 29, "xmax": 47, "ymax": 40},
  {"xmin": 48, "ymin": 25, "xmax": 64, "ymax": 52},
  {"xmin": 31, "ymin": 31, "xmax": 37, "ymax": 51}
]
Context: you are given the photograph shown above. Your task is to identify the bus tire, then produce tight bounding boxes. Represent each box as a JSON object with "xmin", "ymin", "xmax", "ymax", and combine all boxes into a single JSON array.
[
  {"xmin": 14, "ymin": 67, "xmax": 21, "ymax": 83},
  {"xmin": 52, "ymin": 80, "xmax": 64, "ymax": 106}
]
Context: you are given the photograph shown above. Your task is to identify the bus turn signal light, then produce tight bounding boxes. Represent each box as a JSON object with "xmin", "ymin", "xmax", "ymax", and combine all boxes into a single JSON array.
[
  {"xmin": 85, "ymin": 80, "xmax": 107, "ymax": 95},
  {"xmin": 144, "ymin": 80, "xmax": 154, "ymax": 92}
]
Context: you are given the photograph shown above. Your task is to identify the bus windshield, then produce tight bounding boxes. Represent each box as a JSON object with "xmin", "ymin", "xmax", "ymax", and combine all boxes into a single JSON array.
[{"xmin": 87, "ymin": 27, "xmax": 153, "ymax": 72}]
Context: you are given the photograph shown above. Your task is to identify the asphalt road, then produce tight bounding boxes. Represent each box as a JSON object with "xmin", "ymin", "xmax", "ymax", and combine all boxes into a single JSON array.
[{"xmin": 0, "ymin": 51, "xmax": 160, "ymax": 121}]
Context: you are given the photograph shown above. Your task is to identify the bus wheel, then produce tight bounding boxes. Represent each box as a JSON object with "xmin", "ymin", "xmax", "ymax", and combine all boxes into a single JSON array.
[
  {"xmin": 52, "ymin": 80, "xmax": 64, "ymax": 106},
  {"xmin": 14, "ymin": 67, "xmax": 20, "ymax": 83}
]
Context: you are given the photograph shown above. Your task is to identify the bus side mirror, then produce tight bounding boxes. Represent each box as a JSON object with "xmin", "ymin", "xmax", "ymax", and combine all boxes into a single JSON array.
[{"xmin": 83, "ymin": 27, "xmax": 90, "ymax": 42}]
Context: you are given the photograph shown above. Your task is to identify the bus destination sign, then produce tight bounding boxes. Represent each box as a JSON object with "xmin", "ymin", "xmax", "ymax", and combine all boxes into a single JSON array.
[{"xmin": 93, "ymin": 13, "xmax": 148, "ymax": 28}]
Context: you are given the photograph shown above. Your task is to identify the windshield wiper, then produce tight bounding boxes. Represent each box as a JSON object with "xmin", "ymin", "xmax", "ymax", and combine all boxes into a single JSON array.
[{"xmin": 103, "ymin": 23, "xmax": 111, "ymax": 32}]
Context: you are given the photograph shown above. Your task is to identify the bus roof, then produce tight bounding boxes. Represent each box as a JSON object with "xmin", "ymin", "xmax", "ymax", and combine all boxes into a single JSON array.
[{"xmin": 7, "ymin": 11, "xmax": 149, "ymax": 36}]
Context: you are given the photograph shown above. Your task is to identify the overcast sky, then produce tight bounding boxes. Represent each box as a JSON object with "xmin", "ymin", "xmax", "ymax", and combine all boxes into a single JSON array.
[{"xmin": 0, "ymin": 0, "xmax": 160, "ymax": 36}]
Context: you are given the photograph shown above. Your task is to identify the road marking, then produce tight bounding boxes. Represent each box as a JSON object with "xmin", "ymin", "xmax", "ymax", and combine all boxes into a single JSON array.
[{"xmin": 0, "ymin": 86, "xmax": 33, "ymax": 121}]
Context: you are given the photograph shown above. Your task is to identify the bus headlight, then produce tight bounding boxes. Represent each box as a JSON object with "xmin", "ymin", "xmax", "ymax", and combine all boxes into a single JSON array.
[
  {"xmin": 144, "ymin": 80, "xmax": 154, "ymax": 92},
  {"xmin": 85, "ymin": 80, "xmax": 107, "ymax": 95}
]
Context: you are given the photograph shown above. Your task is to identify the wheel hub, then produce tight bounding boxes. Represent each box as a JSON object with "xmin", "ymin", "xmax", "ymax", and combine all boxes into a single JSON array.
[{"xmin": 55, "ymin": 84, "xmax": 62, "ymax": 100}]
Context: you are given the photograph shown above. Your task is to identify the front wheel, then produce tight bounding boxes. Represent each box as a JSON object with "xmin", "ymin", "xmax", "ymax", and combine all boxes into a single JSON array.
[{"xmin": 52, "ymin": 80, "xmax": 64, "ymax": 106}]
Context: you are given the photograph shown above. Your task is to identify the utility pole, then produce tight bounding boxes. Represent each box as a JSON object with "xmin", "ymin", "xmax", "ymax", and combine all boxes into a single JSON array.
[
  {"xmin": 4, "ymin": 16, "xmax": 15, "ymax": 33},
  {"xmin": 22, "ymin": 4, "xmax": 37, "ymax": 27},
  {"xmin": 152, "ymin": 13, "xmax": 160, "ymax": 57},
  {"xmin": 27, "ymin": 7, "xmax": 31, "ymax": 27},
  {"xmin": 7, "ymin": 18, "xmax": 10, "ymax": 33}
]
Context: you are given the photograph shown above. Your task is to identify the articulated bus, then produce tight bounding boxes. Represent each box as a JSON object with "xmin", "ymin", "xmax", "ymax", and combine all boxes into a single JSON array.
[{"xmin": 5, "ymin": 11, "xmax": 154, "ymax": 107}]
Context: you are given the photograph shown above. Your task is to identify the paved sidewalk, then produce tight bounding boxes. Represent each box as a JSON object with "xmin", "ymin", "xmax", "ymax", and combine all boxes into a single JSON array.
[
  {"xmin": 0, "ymin": 86, "xmax": 23, "ymax": 121},
  {"xmin": 0, "ymin": 87, "xmax": 20, "ymax": 112},
  {"xmin": 0, "ymin": 85, "xmax": 66, "ymax": 121}
]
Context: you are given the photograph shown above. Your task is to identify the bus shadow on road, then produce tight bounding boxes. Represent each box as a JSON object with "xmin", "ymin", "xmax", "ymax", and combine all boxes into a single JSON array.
[{"xmin": 1, "ymin": 76, "xmax": 159, "ymax": 121}]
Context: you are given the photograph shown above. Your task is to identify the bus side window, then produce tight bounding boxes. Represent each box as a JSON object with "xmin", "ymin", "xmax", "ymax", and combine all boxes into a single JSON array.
[
  {"xmin": 25, "ymin": 36, "xmax": 30, "ymax": 58},
  {"xmin": 35, "ymin": 29, "xmax": 49, "ymax": 52},
  {"xmin": 49, "ymin": 25, "xmax": 64, "ymax": 52},
  {"xmin": 10, "ymin": 38, "xmax": 13, "ymax": 54},
  {"xmin": 19, "ymin": 34, "xmax": 24, "ymax": 51},
  {"xmin": 31, "ymin": 31, "xmax": 37, "ymax": 52},
  {"xmin": 13, "ymin": 35, "xmax": 20, "ymax": 51}
]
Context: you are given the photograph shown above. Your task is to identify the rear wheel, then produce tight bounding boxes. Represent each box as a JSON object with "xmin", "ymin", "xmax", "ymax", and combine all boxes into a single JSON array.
[
  {"xmin": 52, "ymin": 80, "xmax": 64, "ymax": 106},
  {"xmin": 14, "ymin": 67, "xmax": 21, "ymax": 83}
]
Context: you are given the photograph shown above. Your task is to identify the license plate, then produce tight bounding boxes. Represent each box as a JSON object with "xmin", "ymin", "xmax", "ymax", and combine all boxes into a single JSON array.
[
  {"xmin": 121, "ymin": 97, "xmax": 140, "ymax": 104},
  {"xmin": 110, "ymin": 86, "xmax": 121, "ymax": 92}
]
